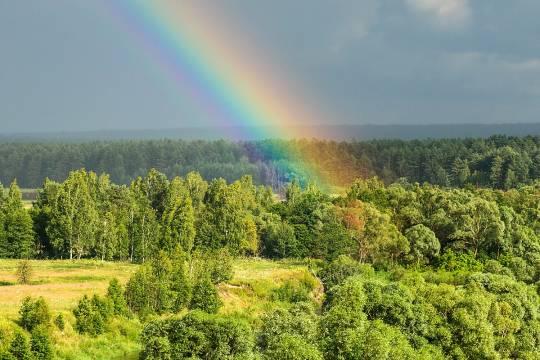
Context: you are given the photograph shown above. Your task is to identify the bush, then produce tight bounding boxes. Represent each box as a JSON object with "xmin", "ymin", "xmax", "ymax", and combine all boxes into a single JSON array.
[
  {"xmin": 19, "ymin": 297, "xmax": 50, "ymax": 331},
  {"xmin": 73, "ymin": 295, "xmax": 106, "ymax": 336},
  {"xmin": 437, "ymin": 250, "xmax": 483, "ymax": 272},
  {"xmin": 263, "ymin": 334, "xmax": 323, "ymax": 360},
  {"xmin": 125, "ymin": 266, "xmax": 155, "ymax": 317},
  {"xmin": 258, "ymin": 303, "xmax": 319, "ymax": 351},
  {"xmin": 125, "ymin": 263, "xmax": 174, "ymax": 317},
  {"xmin": 9, "ymin": 331, "xmax": 31, "ymax": 360},
  {"xmin": 170, "ymin": 261, "xmax": 192, "ymax": 312},
  {"xmin": 30, "ymin": 325, "xmax": 52, "ymax": 360},
  {"xmin": 318, "ymin": 255, "xmax": 374, "ymax": 291},
  {"xmin": 16, "ymin": 260, "xmax": 32, "ymax": 285},
  {"xmin": 189, "ymin": 276, "xmax": 221, "ymax": 314},
  {"xmin": 272, "ymin": 272, "xmax": 317, "ymax": 303},
  {"xmin": 141, "ymin": 311, "xmax": 254, "ymax": 360},
  {"xmin": 272, "ymin": 280, "xmax": 311, "ymax": 303},
  {"xmin": 193, "ymin": 249, "xmax": 234, "ymax": 284},
  {"xmin": 54, "ymin": 314, "xmax": 65, "ymax": 332},
  {"xmin": 106, "ymin": 278, "xmax": 129, "ymax": 316}
]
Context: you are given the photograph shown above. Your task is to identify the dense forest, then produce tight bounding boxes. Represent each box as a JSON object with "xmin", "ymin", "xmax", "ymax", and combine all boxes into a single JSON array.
[
  {"xmin": 0, "ymin": 168, "xmax": 539, "ymax": 359},
  {"xmin": 2, "ymin": 135, "xmax": 540, "ymax": 189}
]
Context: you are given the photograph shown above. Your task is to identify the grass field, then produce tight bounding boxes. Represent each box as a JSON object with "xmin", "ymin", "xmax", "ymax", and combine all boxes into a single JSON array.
[{"xmin": 0, "ymin": 258, "xmax": 315, "ymax": 359}]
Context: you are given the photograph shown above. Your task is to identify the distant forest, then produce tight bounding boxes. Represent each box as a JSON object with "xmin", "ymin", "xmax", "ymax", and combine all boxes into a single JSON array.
[{"xmin": 2, "ymin": 135, "xmax": 540, "ymax": 189}]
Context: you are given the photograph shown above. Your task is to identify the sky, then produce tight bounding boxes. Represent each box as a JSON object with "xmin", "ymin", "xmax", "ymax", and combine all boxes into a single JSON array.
[{"xmin": 0, "ymin": 0, "xmax": 539, "ymax": 133}]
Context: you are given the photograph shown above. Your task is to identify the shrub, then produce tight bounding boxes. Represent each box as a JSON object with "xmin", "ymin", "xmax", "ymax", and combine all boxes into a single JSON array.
[
  {"xmin": 344, "ymin": 320, "xmax": 416, "ymax": 360},
  {"xmin": 125, "ymin": 266, "xmax": 155, "ymax": 317},
  {"xmin": 73, "ymin": 295, "xmax": 106, "ymax": 336},
  {"xmin": 54, "ymin": 314, "xmax": 65, "ymax": 332},
  {"xmin": 193, "ymin": 249, "xmax": 234, "ymax": 284},
  {"xmin": 125, "ymin": 264, "xmax": 173, "ymax": 317},
  {"xmin": 19, "ymin": 297, "xmax": 51, "ymax": 331},
  {"xmin": 272, "ymin": 280, "xmax": 311, "ymax": 303},
  {"xmin": 272, "ymin": 272, "xmax": 317, "ymax": 303},
  {"xmin": 106, "ymin": 278, "xmax": 129, "ymax": 316},
  {"xmin": 437, "ymin": 250, "xmax": 483, "ymax": 272},
  {"xmin": 141, "ymin": 311, "xmax": 254, "ymax": 360},
  {"xmin": 9, "ymin": 331, "xmax": 31, "ymax": 360},
  {"xmin": 30, "ymin": 325, "xmax": 52, "ymax": 360},
  {"xmin": 263, "ymin": 334, "xmax": 323, "ymax": 360},
  {"xmin": 16, "ymin": 260, "xmax": 32, "ymax": 285},
  {"xmin": 170, "ymin": 261, "xmax": 191, "ymax": 312},
  {"xmin": 258, "ymin": 303, "xmax": 319, "ymax": 351},
  {"xmin": 189, "ymin": 276, "xmax": 221, "ymax": 314},
  {"xmin": 318, "ymin": 255, "xmax": 374, "ymax": 291}
]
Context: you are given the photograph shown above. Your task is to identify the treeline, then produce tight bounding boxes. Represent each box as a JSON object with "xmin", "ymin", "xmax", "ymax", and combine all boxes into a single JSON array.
[
  {"xmin": 1, "ymin": 169, "xmax": 539, "ymax": 287},
  {"xmin": 2, "ymin": 135, "xmax": 540, "ymax": 189},
  {"xmin": 1, "ymin": 169, "xmax": 540, "ymax": 359}
]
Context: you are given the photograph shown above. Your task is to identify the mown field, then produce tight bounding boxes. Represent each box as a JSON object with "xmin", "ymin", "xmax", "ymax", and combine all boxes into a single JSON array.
[{"xmin": 0, "ymin": 258, "xmax": 314, "ymax": 359}]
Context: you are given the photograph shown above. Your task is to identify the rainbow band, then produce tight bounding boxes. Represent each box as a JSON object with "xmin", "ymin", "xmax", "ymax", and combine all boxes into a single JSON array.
[{"xmin": 110, "ymin": 1, "xmax": 339, "ymax": 189}]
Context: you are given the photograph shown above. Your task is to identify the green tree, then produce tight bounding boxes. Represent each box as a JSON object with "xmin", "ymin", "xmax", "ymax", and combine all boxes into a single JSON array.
[
  {"xmin": 72, "ymin": 295, "xmax": 105, "ymax": 336},
  {"xmin": 405, "ymin": 224, "xmax": 440, "ymax": 265},
  {"xmin": 47, "ymin": 170, "xmax": 98, "ymax": 259},
  {"xmin": 170, "ymin": 255, "xmax": 192, "ymax": 312},
  {"xmin": 451, "ymin": 158, "xmax": 471, "ymax": 186},
  {"xmin": 19, "ymin": 297, "xmax": 51, "ymax": 331},
  {"xmin": 30, "ymin": 325, "xmax": 53, "ymax": 360},
  {"xmin": 95, "ymin": 211, "xmax": 118, "ymax": 261},
  {"xmin": 184, "ymin": 171, "xmax": 208, "ymax": 210},
  {"xmin": 263, "ymin": 334, "xmax": 323, "ymax": 360},
  {"xmin": 140, "ymin": 311, "xmax": 254, "ymax": 360},
  {"xmin": 160, "ymin": 177, "xmax": 196, "ymax": 254},
  {"xmin": 450, "ymin": 198, "xmax": 505, "ymax": 257},
  {"xmin": 261, "ymin": 219, "xmax": 299, "ymax": 258},
  {"xmin": 197, "ymin": 178, "xmax": 255, "ymax": 254},
  {"xmin": 106, "ymin": 278, "xmax": 129, "ymax": 316},
  {"xmin": 129, "ymin": 177, "xmax": 159, "ymax": 263},
  {"xmin": 9, "ymin": 331, "xmax": 32, "ymax": 360},
  {"xmin": 189, "ymin": 276, "xmax": 221, "ymax": 314},
  {"xmin": 490, "ymin": 155, "xmax": 504, "ymax": 188},
  {"xmin": 1, "ymin": 181, "xmax": 35, "ymax": 258},
  {"xmin": 16, "ymin": 260, "xmax": 33, "ymax": 285}
]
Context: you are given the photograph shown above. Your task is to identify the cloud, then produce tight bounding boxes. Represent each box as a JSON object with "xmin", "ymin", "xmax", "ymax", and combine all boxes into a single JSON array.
[
  {"xmin": 329, "ymin": 1, "xmax": 379, "ymax": 56},
  {"xmin": 406, "ymin": 0, "xmax": 471, "ymax": 29}
]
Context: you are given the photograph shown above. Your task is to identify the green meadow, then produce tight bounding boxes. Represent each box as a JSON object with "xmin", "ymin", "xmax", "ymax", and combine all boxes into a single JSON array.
[{"xmin": 0, "ymin": 258, "xmax": 315, "ymax": 359}]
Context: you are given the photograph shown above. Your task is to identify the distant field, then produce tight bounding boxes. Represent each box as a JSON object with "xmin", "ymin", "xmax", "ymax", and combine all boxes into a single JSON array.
[
  {"xmin": 0, "ymin": 258, "xmax": 313, "ymax": 359},
  {"xmin": 0, "ymin": 258, "xmax": 311, "ymax": 318},
  {"xmin": 0, "ymin": 260, "xmax": 138, "ymax": 319}
]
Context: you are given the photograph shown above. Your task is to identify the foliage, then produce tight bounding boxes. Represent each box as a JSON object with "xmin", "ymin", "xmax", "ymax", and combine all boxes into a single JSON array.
[
  {"xmin": 125, "ymin": 251, "xmax": 196, "ymax": 317},
  {"xmin": 405, "ymin": 224, "xmax": 440, "ymax": 265},
  {"xmin": 140, "ymin": 311, "xmax": 254, "ymax": 360},
  {"xmin": 30, "ymin": 325, "xmax": 53, "ymax": 360},
  {"xmin": 191, "ymin": 248, "xmax": 234, "ymax": 284},
  {"xmin": 106, "ymin": 278, "xmax": 129, "ymax": 317},
  {"xmin": 272, "ymin": 273, "xmax": 317, "ymax": 303},
  {"xmin": 318, "ymin": 255, "xmax": 374, "ymax": 291},
  {"xmin": 54, "ymin": 314, "xmax": 64, "ymax": 332},
  {"xmin": 263, "ymin": 334, "xmax": 323, "ymax": 360},
  {"xmin": 258, "ymin": 303, "xmax": 320, "ymax": 355},
  {"xmin": 72, "ymin": 294, "xmax": 110, "ymax": 336},
  {"xmin": 189, "ymin": 276, "xmax": 222, "ymax": 314},
  {"xmin": 0, "ymin": 181, "xmax": 34, "ymax": 259},
  {"xmin": 0, "ymin": 155, "xmax": 539, "ymax": 358},
  {"xmin": 18, "ymin": 297, "xmax": 50, "ymax": 331},
  {"xmin": 8, "ymin": 331, "xmax": 31, "ymax": 360},
  {"xmin": 15, "ymin": 261, "xmax": 32, "ymax": 285}
]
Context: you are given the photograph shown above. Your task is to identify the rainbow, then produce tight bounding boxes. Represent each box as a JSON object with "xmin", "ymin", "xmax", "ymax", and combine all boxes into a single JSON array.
[{"xmin": 109, "ymin": 1, "xmax": 346, "ymax": 189}]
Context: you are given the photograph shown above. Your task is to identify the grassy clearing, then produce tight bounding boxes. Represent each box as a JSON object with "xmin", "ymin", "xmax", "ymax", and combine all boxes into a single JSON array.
[
  {"xmin": 219, "ymin": 258, "xmax": 319, "ymax": 319},
  {"xmin": 0, "ymin": 258, "xmax": 315, "ymax": 359},
  {"xmin": 0, "ymin": 260, "xmax": 138, "ymax": 319}
]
